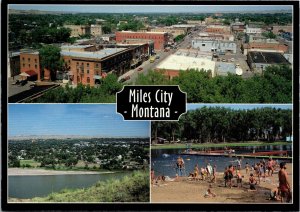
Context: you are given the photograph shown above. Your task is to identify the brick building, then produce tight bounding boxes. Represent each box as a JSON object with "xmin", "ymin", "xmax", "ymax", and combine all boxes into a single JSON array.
[
  {"xmin": 115, "ymin": 31, "xmax": 168, "ymax": 50},
  {"xmin": 247, "ymin": 51, "xmax": 290, "ymax": 72},
  {"xmin": 64, "ymin": 25, "xmax": 91, "ymax": 37},
  {"xmin": 206, "ymin": 25, "xmax": 231, "ymax": 34},
  {"xmin": 272, "ymin": 25, "xmax": 293, "ymax": 34},
  {"xmin": 20, "ymin": 51, "xmax": 41, "ymax": 80},
  {"xmin": 155, "ymin": 54, "xmax": 215, "ymax": 80},
  {"xmin": 150, "ymin": 27, "xmax": 186, "ymax": 38},
  {"xmin": 8, "ymin": 52, "xmax": 20, "ymax": 78},
  {"xmin": 243, "ymin": 42, "xmax": 289, "ymax": 55},
  {"xmin": 61, "ymin": 47, "xmax": 133, "ymax": 86},
  {"xmin": 90, "ymin": 24, "xmax": 102, "ymax": 37}
]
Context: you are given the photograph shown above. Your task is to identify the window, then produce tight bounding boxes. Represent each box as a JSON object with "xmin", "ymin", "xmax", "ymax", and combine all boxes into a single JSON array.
[
  {"xmin": 23, "ymin": 63, "xmax": 25, "ymax": 67},
  {"xmin": 35, "ymin": 59, "xmax": 37, "ymax": 63},
  {"xmin": 28, "ymin": 64, "xmax": 31, "ymax": 68},
  {"xmin": 22, "ymin": 57, "xmax": 25, "ymax": 61},
  {"xmin": 77, "ymin": 76, "xmax": 80, "ymax": 82},
  {"xmin": 87, "ymin": 77, "xmax": 90, "ymax": 83},
  {"xmin": 95, "ymin": 63, "xmax": 99, "ymax": 68},
  {"xmin": 35, "ymin": 64, "xmax": 37, "ymax": 69},
  {"xmin": 87, "ymin": 63, "xmax": 89, "ymax": 67},
  {"xmin": 87, "ymin": 69, "xmax": 89, "ymax": 74}
]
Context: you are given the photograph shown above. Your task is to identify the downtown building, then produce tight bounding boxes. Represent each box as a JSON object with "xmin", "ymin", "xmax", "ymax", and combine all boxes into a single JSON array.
[{"xmin": 115, "ymin": 31, "xmax": 168, "ymax": 50}]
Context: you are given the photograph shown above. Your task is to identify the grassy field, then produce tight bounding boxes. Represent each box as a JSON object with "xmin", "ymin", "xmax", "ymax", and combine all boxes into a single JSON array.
[
  {"xmin": 20, "ymin": 160, "xmax": 41, "ymax": 167},
  {"xmin": 31, "ymin": 171, "xmax": 149, "ymax": 202},
  {"xmin": 151, "ymin": 141, "xmax": 292, "ymax": 150}
]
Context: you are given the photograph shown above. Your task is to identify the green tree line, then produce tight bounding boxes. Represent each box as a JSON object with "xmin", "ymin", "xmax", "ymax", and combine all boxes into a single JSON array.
[
  {"xmin": 152, "ymin": 106, "xmax": 292, "ymax": 144},
  {"xmin": 135, "ymin": 65, "xmax": 292, "ymax": 103}
]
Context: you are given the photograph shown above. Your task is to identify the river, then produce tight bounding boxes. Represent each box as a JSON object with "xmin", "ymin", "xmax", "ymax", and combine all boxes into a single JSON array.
[
  {"xmin": 9, "ymin": 172, "xmax": 129, "ymax": 199},
  {"xmin": 151, "ymin": 145, "xmax": 292, "ymax": 177}
]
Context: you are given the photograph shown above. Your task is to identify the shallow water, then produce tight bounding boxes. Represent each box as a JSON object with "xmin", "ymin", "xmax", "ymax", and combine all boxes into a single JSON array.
[
  {"xmin": 9, "ymin": 172, "xmax": 128, "ymax": 199},
  {"xmin": 151, "ymin": 145, "xmax": 291, "ymax": 177}
]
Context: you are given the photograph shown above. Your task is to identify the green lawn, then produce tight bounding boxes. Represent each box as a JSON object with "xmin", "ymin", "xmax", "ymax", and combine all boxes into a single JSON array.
[
  {"xmin": 20, "ymin": 159, "xmax": 41, "ymax": 167},
  {"xmin": 151, "ymin": 141, "xmax": 292, "ymax": 150}
]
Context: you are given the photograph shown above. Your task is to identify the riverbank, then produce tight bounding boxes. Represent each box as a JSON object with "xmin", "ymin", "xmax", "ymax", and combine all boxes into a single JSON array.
[
  {"xmin": 151, "ymin": 163, "xmax": 293, "ymax": 203},
  {"xmin": 9, "ymin": 171, "xmax": 149, "ymax": 202},
  {"xmin": 8, "ymin": 168, "xmax": 115, "ymax": 176},
  {"xmin": 151, "ymin": 141, "xmax": 291, "ymax": 150}
]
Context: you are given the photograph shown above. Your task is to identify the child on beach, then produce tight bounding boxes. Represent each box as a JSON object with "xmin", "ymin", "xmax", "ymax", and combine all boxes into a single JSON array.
[
  {"xmin": 236, "ymin": 170, "xmax": 243, "ymax": 188},
  {"xmin": 151, "ymin": 169, "xmax": 155, "ymax": 185},
  {"xmin": 245, "ymin": 162, "xmax": 249, "ymax": 175},
  {"xmin": 204, "ymin": 188, "xmax": 216, "ymax": 198}
]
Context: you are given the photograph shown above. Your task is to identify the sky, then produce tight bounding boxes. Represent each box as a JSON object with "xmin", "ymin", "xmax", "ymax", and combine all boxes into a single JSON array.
[
  {"xmin": 8, "ymin": 104, "xmax": 149, "ymax": 137},
  {"xmin": 9, "ymin": 5, "xmax": 292, "ymax": 14},
  {"xmin": 187, "ymin": 104, "xmax": 293, "ymax": 111}
]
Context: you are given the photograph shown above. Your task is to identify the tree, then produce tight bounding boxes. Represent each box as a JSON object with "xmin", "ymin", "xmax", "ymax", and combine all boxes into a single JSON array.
[{"xmin": 39, "ymin": 45, "xmax": 63, "ymax": 81}]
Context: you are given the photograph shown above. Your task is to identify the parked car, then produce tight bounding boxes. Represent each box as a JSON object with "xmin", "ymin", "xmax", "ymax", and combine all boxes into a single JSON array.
[
  {"xmin": 125, "ymin": 75, "xmax": 131, "ymax": 80},
  {"xmin": 137, "ymin": 67, "xmax": 143, "ymax": 72}
]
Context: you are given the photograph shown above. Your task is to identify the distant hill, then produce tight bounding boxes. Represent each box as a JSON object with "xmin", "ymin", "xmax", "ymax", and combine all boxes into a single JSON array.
[
  {"xmin": 9, "ymin": 135, "xmax": 149, "ymax": 140},
  {"xmin": 9, "ymin": 9, "xmax": 73, "ymax": 15}
]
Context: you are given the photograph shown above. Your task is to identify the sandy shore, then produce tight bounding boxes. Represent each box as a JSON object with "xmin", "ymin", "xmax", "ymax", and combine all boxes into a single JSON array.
[
  {"xmin": 8, "ymin": 168, "xmax": 114, "ymax": 176},
  {"xmin": 151, "ymin": 164, "xmax": 293, "ymax": 203}
]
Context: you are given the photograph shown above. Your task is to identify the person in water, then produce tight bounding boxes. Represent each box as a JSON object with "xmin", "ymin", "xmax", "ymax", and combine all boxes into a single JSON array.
[
  {"xmin": 278, "ymin": 162, "xmax": 292, "ymax": 202},
  {"xmin": 176, "ymin": 156, "xmax": 185, "ymax": 176}
]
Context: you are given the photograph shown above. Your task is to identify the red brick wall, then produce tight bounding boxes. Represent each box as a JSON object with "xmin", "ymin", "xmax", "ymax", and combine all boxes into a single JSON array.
[
  {"xmin": 20, "ymin": 53, "xmax": 41, "ymax": 80},
  {"xmin": 116, "ymin": 31, "xmax": 167, "ymax": 50},
  {"xmin": 71, "ymin": 59, "xmax": 97, "ymax": 86},
  {"xmin": 248, "ymin": 42, "xmax": 288, "ymax": 53},
  {"xmin": 156, "ymin": 69, "xmax": 180, "ymax": 80}
]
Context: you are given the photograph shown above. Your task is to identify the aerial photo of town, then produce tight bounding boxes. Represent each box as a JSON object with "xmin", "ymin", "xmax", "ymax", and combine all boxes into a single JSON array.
[
  {"xmin": 8, "ymin": 5, "xmax": 293, "ymax": 103},
  {"xmin": 8, "ymin": 104, "xmax": 150, "ymax": 202}
]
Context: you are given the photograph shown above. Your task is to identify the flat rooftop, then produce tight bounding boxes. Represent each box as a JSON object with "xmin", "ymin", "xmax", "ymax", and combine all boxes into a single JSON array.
[
  {"xmin": 156, "ymin": 54, "xmax": 215, "ymax": 73},
  {"xmin": 61, "ymin": 48, "xmax": 127, "ymax": 60},
  {"xmin": 61, "ymin": 45, "xmax": 94, "ymax": 49},
  {"xmin": 118, "ymin": 31, "xmax": 166, "ymax": 34},
  {"xmin": 216, "ymin": 62, "xmax": 236, "ymax": 75},
  {"xmin": 249, "ymin": 51, "xmax": 290, "ymax": 64}
]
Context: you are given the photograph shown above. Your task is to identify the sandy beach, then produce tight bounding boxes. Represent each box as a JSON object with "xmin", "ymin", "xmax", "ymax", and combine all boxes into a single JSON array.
[
  {"xmin": 8, "ymin": 168, "xmax": 114, "ymax": 176},
  {"xmin": 151, "ymin": 163, "xmax": 293, "ymax": 203}
]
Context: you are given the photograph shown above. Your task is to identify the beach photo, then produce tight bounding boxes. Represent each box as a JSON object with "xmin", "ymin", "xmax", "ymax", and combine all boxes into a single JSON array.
[
  {"xmin": 8, "ymin": 5, "xmax": 293, "ymax": 103},
  {"xmin": 8, "ymin": 104, "xmax": 150, "ymax": 203},
  {"xmin": 151, "ymin": 104, "xmax": 293, "ymax": 203}
]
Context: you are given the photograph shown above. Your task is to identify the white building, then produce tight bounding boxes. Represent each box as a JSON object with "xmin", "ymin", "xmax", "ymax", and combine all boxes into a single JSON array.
[
  {"xmin": 191, "ymin": 39, "xmax": 237, "ymax": 54},
  {"xmin": 245, "ymin": 25, "xmax": 262, "ymax": 34},
  {"xmin": 156, "ymin": 54, "xmax": 216, "ymax": 79}
]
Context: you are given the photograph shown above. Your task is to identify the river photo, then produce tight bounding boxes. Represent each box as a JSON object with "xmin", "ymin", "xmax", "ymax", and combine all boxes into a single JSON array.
[{"xmin": 9, "ymin": 172, "xmax": 129, "ymax": 199}]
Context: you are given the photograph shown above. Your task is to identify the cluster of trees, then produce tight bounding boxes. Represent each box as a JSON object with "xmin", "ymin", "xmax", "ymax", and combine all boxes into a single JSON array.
[
  {"xmin": 152, "ymin": 107, "xmax": 292, "ymax": 144},
  {"xmin": 262, "ymin": 31, "xmax": 277, "ymax": 39},
  {"xmin": 9, "ymin": 14, "xmax": 73, "ymax": 50},
  {"xmin": 221, "ymin": 13, "xmax": 292, "ymax": 25},
  {"xmin": 118, "ymin": 20, "xmax": 145, "ymax": 31},
  {"xmin": 30, "ymin": 74, "xmax": 122, "ymax": 103},
  {"xmin": 8, "ymin": 138, "xmax": 149, "ymax": 170},
  {"xmin": 174, "ymin": 34, "xmax": 185, "ymax": 42},
  {"xmin": 135, "ymin": 65, "xmax": 292, "ymax": 103}
]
